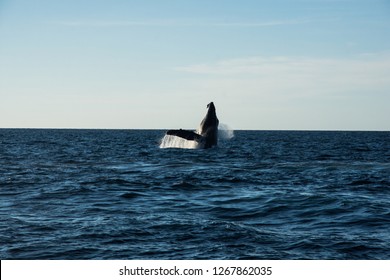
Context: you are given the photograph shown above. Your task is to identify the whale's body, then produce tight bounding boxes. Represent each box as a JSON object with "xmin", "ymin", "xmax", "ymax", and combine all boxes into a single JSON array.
[{"xmin": 166, "ymin": 102, "xmax": 219, "ymax": 149}]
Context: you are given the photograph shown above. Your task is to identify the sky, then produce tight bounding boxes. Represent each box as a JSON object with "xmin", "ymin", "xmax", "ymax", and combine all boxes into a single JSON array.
[{"xmin": 0, "ymin": 0, "xmax": 389, "ymax": 130}]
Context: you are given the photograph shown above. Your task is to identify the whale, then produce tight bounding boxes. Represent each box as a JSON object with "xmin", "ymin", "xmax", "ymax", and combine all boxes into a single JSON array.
[{"xmin": 166, "ymin": 102, "xmax": 219, "ymax": 149}]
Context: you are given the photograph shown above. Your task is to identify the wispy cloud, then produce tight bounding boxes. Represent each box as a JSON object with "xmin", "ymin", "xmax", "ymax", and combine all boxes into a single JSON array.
[
  {"xmin": 51, "ymin": 18, "xmax": 312, "ymax": 28},
  {"xmin": 175, "ymin": 53, "xmax": 390, "ymax": 98},
  {"xmin": 204, "ymin": 19, "xmax": 312, "ymax": 27},
  {"xmin": 52, "ymin": 19, "xmax": 177, "ymax": 27},
  {"xmin": 172, "ymin": 52, "xmax": 390, "ymax": 130}
]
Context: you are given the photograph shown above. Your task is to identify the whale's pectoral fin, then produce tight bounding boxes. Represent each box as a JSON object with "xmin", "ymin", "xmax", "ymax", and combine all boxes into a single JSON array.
[{"xmin": 166, "ymin": 129, "xmax": 203, "ymax": 142}]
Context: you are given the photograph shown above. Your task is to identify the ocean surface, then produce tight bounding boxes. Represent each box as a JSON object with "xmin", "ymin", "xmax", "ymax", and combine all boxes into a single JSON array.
[{"xmin": 0, "ymin": 129, "xmax": 389, "ymax": 259}]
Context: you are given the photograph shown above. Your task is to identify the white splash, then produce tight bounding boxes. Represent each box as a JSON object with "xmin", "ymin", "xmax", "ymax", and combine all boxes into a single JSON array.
[
  {"xmin": 159, "ymin": 124, "xmax": 234, "ymax": 149},
  {"xmin": 219, "ymin": 123, "xmax": 235, "ymax": 140},
  {"xmin": 159, "ymin": 134, "xmax": 200, "ymax": 149}
]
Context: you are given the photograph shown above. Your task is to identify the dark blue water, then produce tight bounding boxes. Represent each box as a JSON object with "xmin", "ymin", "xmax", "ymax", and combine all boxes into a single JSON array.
[{"xmin": 1, "ymin": 129, "xmax": 389, "ymax": 259}]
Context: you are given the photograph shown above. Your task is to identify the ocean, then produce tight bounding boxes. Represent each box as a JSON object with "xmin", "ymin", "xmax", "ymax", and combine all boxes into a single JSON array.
[{"xmin": 0, "ymin": 129, "xmax": 389, "ymax": 259}]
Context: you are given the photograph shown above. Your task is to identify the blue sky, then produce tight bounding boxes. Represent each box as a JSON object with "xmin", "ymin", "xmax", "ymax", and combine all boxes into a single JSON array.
[{"xmin": 1, "ymin": 0, "xmax": 389, "ymax": 130}]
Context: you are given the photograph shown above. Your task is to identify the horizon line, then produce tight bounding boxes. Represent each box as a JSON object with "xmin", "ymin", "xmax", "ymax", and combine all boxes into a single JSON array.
[{"xmin": 1, "ymin": 127, "xmax": 389, "ymax": 132}]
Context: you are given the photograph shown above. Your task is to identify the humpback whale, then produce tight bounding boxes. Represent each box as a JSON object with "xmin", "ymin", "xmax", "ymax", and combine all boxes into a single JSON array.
[{"xmin": 166, "ymin": 102, "xmax": 219, "ymax": 149}]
